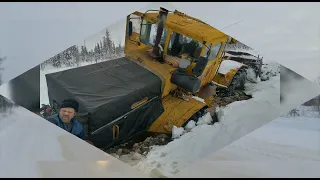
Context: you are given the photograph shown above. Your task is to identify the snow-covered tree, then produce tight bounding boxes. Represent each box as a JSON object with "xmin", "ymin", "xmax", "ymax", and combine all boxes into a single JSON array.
[
  {"xmin": 80, "ymin": 45, "xmax": 90, "ymax": 63},
  {"xmin": 105, "ymin": 29, "xmax": 113, "ymax": 57},
  {"xmin": 0, "ymin": 55, "xmax": 6, "ymax": 85},
  {"xmin": 0, "ymin": 95, "xmax": 15, "ymax": 115}
]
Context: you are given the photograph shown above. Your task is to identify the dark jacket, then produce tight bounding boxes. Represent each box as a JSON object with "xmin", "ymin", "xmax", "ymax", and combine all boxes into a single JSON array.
[{"xmin": 47, "ymin": 114, "xmax": 85, "ymax": 139}]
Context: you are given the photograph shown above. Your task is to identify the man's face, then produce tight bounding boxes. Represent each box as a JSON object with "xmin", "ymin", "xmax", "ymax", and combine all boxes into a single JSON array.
[{"xmin": 59, "ymin": 107, "xmax": 76, "ymax": 123}]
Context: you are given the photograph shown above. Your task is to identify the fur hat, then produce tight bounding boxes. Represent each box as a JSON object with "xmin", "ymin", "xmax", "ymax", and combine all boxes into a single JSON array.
[{"xmin": 60, "ymin": 99, "xmax": 79, "ymax": 112}]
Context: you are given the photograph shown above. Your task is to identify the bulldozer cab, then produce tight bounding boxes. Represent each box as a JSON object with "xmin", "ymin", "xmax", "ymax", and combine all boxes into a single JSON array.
[
  {"xmin": 125, "ymin": 10, "xmax": 211, "ymax": 63},
  {"xmin": 124, "ymin": 8, "xmax": 233, "ymax": 95}
]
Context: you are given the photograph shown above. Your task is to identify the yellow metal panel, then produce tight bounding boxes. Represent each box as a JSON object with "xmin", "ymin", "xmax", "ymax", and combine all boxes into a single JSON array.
[
  {"xmin": 147, "ymin": 94, "xmax": 206, "ymax": 133},
  {"xmin": 124, "ymin": 33, "xmax": 149, "ymax": 54},
  {"xmin": 212, "ymin": 67, "xmax": 243, "ymax": 88}
]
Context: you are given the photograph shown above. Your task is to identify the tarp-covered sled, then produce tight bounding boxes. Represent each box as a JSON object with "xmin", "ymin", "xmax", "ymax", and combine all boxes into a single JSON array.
[{"xmin": 46, "ymin": 57, "xmax": 164, "ymax": 149}]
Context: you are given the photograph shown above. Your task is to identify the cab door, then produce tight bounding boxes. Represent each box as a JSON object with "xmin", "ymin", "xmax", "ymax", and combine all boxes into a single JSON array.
[
  {"xmin": 124, "ymin": 12, "xmax": 144, "ymax": 55},
  {"xmin": 199, "ymin": 41, "xmax": 224, "ymax": 87}
]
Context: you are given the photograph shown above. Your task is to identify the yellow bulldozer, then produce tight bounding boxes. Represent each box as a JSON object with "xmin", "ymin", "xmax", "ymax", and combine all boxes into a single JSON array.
[{"xmin": 45, "ymin": 7, "xmax": 248, "ymax": 149}]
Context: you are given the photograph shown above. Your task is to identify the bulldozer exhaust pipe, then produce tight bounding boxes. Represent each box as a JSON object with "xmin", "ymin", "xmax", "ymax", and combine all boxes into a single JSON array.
[{"xmin": 152, "ymin": 7, "xmax": 169, "ymax": 56}]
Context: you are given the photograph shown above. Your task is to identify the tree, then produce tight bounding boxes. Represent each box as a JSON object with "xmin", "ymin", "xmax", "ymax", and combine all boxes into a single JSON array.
[
  {"xmin": 52, "ymin": 54, "xmax": 62, "ymax": 68},
  {"xmin": 71, "ymin": 45, "xmax": 80, "ymax": 67},
  {"xmin": 80, "ymin": 45, "xmax": 89, "ymax": 63},
  {"xmin": 0, "ymin": 95, "xmax": 14, "ymax": 114},
  {"xmin": 105, "ymin": 29, "xmax": 113, "ymax": 58},
  {"xmin": 94, "ymin": 43, "xmax": 102, "ymax": 63},
  {"xmin": 102, "ymin": 36, "xmax": 108, "ymax": 58},
  {"xmin": 63, "ymin": 47, "xmax": 73, "ymax": 67},
  {"xmin": 288, "ymin": 108, "xmax": 300, "ymax": 117},
  {"xmin": 0, "ymin": 55, "xmax": 6, "ymax": 85},
  {"xmin": 111, "ymin": 42, "xmax": 116, "ymax": 57},
  {"xmin": 115, "ymin": 42, "xmax": 122, "ymax": 56}
]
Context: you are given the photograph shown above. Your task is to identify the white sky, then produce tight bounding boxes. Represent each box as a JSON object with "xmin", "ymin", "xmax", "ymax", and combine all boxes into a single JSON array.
[{"xmin": 1, "ymin": 2, "xmax": 320, "ymax": 83}]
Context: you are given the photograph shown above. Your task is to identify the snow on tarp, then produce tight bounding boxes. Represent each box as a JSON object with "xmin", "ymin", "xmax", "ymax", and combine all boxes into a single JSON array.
[
  {"xmin": 45, "ymin": 57, "xmax": 164, "ymax": 149},
  {"xmin": 218, "ymin": 60, "xmax": 245, "ymax": 75}
]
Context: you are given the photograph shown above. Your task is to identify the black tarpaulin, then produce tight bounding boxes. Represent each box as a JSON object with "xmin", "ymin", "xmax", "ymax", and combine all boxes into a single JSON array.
[
  {"xmin": 9, "ymin": 65, "xmax": 40, "ymax": 113},
  {"xmin": 46, "ymin": 57, "xmax": 164, "ymax": 148}
]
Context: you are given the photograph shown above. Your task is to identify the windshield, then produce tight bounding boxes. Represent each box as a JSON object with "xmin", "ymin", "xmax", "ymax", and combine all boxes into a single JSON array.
[
  {"xmin": 140, "ymin": 20, "xmax": 211, "ymax": 61},
  {"xmin": 167, "ymin": 32, "xmax": 208, "ymax": 60},
  {"xmin": 140, "ymin": 20, "xmax": 168, "ymax": 48}
]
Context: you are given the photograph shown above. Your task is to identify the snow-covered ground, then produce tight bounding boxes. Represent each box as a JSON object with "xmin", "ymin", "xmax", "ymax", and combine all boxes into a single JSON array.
[
  {"xmin": 260, "ymin": 62, "xmax": 280, "ymax": 81},
  {"xmin": 133, "ymin": 69, "xmax": 281, "ymax": 177},
  {"xmin": 39, "ymin": 59, "xmax": 297, "ymax": 178},
  {"xmin": 173, "ymin": 115, "xmax": 320, "ymax": 178},
  {"xmin": 0, "ymin": 83, "xmax": 10, "ymax": 100},
  {"xmin": 280, "ymin": 66, "xmax": 320, "ymax": 115},
  {"xmin": 0, "ymin": 105, "xmax": 147, "ymax": 178},
  {"xmin": 6, "ymin": 58, "xmax": 320, "ymax": 178}
]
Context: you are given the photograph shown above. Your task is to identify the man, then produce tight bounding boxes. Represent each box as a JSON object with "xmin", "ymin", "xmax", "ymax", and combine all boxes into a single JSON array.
[
  {"xmin": 47, "ymin": 99, "xmax": 85, "ymax": 139},
  {"xmin": 40, "ymin": 104, "xmax": 53, "ymax": 118}
]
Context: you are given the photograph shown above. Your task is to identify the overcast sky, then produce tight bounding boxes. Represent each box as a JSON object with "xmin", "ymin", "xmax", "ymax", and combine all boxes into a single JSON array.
[{"xmin": 0, "ymin": 2, "xmax": 320, "ymax": 83}]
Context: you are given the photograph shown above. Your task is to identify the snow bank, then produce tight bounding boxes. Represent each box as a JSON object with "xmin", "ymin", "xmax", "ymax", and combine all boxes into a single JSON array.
[
  {"xmin": 288, "ymin": 105, "xmax": 320, "ymax": 118},
  {"xmin": 218, "ymin": 60, "xmax": 245, "ymax": 75},
  {"xmin": 0, "ymin": 107, "xmax": 101, "ymax": 162},
  {"xmin": 196, "ymin": 112, "xmax": 213, "ymax": 125},
  {"xmin": 184, "ymin": 120, "xmax": 196, "ymax": 131},
  {"xmin": 173, "ymin": 115, "xmax": 320, "ymax": 178},
  {"xmin": 260, "ymin": 62, "xmax": 280, "ymax": 81},
  {"xmin": 172, "ymin": 126, "xmax": 185, "ymax": 139},
  {"xmin": 0, "ymin": 107, "xmax": 146, "ymax": 178},
  {"xmin": 280, "ymin": 68, "xmax": 320, "ymax": 115},
  {"xmin": 249, "ymin": 117, "xmax": 320, "ymax": 151},
  {"xmin": 134, "ymin": 75, "xmax": 280, "ymax": 177},
  {"xmin": 246, "ymin": 67, "xmax": 259, "ymax": 83}
]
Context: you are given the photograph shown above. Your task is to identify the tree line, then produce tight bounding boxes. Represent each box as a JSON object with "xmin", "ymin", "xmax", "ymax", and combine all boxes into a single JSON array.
[
  {"xmin": 303, "ymin": 95, "xmax": 320, "ymax": 106},
  {"xmin": 288, "ymin": 95, "xmax": 320, "ymax": 117},
  {"xmin": 0, "ymin": 95, "xmax": 16, "ymax": 114},
  {"xmin": 0, "ymin": 56, "xmax": 18, "ymax": 114},
  {"xmin": 0, "ymin": 55, "xmax": 5, "ymax": 85},
  {"xmin": 40, "ymin": 29, "xmax": 125, "ymax": 70}
]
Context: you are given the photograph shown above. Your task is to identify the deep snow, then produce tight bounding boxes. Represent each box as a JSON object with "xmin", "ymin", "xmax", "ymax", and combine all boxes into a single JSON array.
[
  {"xmin": 4, "ymin": 58, "xmax": 320, "ymax": 178},
  {"xmin": 38, "ymin": 59, "xmax": 287, "ymax": 178},
  {"xmin": 134, "ymin": 70, "xmax": 281, "ymax": 177},
  {"xmin": 0, "ymin": 105, "xmax": 147, "ymax": 178},
  {"xmin": 173, "ymin": 115, "xmax": 320, "ymax": 178},
  {"xmin": 1, "ymin": 60, "xmax": 319, "ymax": 178}
]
